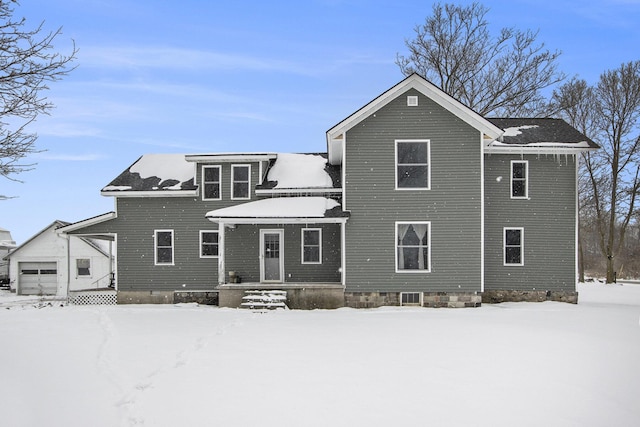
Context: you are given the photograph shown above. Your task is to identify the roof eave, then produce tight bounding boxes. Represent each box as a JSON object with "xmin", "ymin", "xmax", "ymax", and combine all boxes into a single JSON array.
[
  {"xmin": 100, "ymin": 190, "xmax": 198, "ymax": 198},
  {"xmin": 326, "ymin": 74, "xmax": 503, "ymax": 143},
  {"xmin": 485, "ymin": 145, "xmax": 599, "ymax": 154},
  {"xmin": 206, "ymin": 217, "xmax": 349, "ymax": 225}
]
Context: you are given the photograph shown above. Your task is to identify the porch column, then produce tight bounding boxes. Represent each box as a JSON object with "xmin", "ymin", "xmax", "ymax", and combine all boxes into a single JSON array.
[
  {"xmin": 341, "ymin": 221, "xmax": 346, "ymax": 286},
  {"xmin": 218, "ymin": 222, "xmax": 225, "ymax": 285}
]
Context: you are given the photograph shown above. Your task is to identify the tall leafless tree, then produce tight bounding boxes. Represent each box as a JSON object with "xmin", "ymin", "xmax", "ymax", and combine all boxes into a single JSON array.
[
  {"xmin": 554, "ymin": 62, "xmax": 640, "ymax": 283},
  {"xmin": 396, "ymin": 2, "xmax": 564, "ymax": 117},
  {"xmin": 0, "ymin": 0, "xmax": 77, "ymax": 186}
]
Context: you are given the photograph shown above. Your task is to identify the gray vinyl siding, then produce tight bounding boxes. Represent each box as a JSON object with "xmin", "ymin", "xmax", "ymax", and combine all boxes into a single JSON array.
[
  {"xmin": 484, "ymin": 154, "xmax": 577, "ymax": 291},
  {"xmin": 225, "ymin": 224, "xmax": 341, "ymax": 283},
  {"xmin": 343, "ymin": 88, "xmax": 483, "ymax": 293},
  {"xmin": 66, "ymin": 160, "xmax": 267, "ymax": 291}
]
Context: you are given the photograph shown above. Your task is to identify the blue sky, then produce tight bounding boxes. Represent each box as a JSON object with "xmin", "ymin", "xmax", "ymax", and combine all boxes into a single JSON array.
[{"xmin": 3, "ymin": 0, "xmax": 640, "ymax": 244}]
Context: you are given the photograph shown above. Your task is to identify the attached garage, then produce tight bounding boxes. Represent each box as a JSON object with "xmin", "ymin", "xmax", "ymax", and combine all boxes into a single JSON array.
[{"xmin": 18, "ymin": 262, "xmax": 58, "ymax": 295}]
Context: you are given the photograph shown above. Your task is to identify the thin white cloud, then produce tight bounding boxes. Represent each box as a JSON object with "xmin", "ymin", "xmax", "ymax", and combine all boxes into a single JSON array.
[
  {"xmin": 78, "ymin": 45, "xmax": 390, "ymax": 77},
  {"xmin": 36, "ymin": 153, "xmax": 104, "ymax": 161}
]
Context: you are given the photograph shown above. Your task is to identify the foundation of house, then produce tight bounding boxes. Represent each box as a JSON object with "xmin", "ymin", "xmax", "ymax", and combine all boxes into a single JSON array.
[
  {"xmin": 218, "ymin": 283, "xmax": 345, "ymax": 309},
  {"xmin": 344, "ymin": 291, "xmax": 483, "ymax": 308},
  {"xmin": 482, "ymin": 289, "xmax": 578, "ymax": 304}
]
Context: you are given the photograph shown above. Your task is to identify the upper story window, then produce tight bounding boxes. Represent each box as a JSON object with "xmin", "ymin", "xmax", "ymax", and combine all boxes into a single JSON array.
[
  {"xmin": 396, "ymin": 222, "xmax": 431, "ymax": 273},
  {"xmin": 202, "ymin": 166, "xmax": 221, "ymax": 200},
  {"xmin": 200, "ymin": 230, "xmax": 219, "ymax": 258},
  {"xmin": 511, "ymin": 160, "xmax": 528, "ymax": 199},
  {"xmin": 504, "ymin": 227, "xmax": 524, "ymax": 266},
  {"xmin": 301, "ymin": 228, "xmax": 322, "ymax": 264},
  {"xmin": 396, "ymin": 140, "xmax": 430, "ymax": 190},
  {"xmin": 155, "ymin": 229, "xmax": 174, "ymax": 265},
  {"xmin": 231, "ymin": 164, "xmax": 251, "ymax": 200}
]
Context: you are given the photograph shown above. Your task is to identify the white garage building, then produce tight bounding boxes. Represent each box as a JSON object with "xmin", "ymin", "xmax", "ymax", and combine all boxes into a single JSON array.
[{"xmin": 4, "ymin": 221, "xmax": 113, "ymax": 296}]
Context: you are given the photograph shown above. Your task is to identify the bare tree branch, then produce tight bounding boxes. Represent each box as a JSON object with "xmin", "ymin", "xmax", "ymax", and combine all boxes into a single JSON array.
[
  {"xmin": 0, "ymin": 0, "xmax": 77, "ymax": 195},
  {"xmin": 396, "ymin": 2, "xmax": 564, "ymax": 117}
]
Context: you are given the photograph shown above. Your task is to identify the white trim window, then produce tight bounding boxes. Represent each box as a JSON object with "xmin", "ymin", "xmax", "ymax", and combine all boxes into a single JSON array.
[
  {"xmin": 396, "ymin": 140, "xmax": 430, "ymax": 190},
  {"xmin": 76, "ymin": 258, "xmax": 91, "ymax": 277},
  {"xmin": 202, "ymin": 165, "xmax": 221, "ymax": 200},
  {"xmin": 200, "ymin": 230, "xmax": 219, "ymax": 258},
  {"xmin": 504, "ymin": 227, "xmax": 524, "ymax": 266},
  {"xmin": 155, "ymin": 229, "xmax": 174, "ymax": 265},
  {"xmin": 301, "ymin": 228, "xmax": 322, "ymax": 264},
  {"xmin": 231, "ymin": 164, "xmax": 251, "ymax": 200},
  {"xmin": 396, "ymin": 222, "xmax": 431, "ymax": 272},
  {"xmin": 400, "ymin": 292, "xmax": 422, "ymax": 306},
  {"xmin": 511, "ymin": 160, "xmax": 528, "ymax": 199}
]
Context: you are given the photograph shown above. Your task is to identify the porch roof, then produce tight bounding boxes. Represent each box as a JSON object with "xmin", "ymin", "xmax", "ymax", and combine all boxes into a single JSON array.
[{"xmin": 205, "ymin": 197, "xmax": 349, "ymax": 224}]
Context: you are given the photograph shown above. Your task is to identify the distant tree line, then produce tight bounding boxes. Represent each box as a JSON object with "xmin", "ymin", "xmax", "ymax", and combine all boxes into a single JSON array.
[{"xmin": 397, "ymin": 2, "xmax": 640, "ymax": 281}]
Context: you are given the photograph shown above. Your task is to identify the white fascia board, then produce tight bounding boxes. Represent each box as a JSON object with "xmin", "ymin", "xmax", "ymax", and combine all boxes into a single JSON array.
[
  {"xmin": 485, "ymin": 146, "xmax": 598, "ymax": 155},
  {"xmin": 185, "ymin": 154, "xmax": 278, "ymax": 163},
  {"xmin": 100, "ymin": 190, "xmax": 198, "ymax": 198},
  {"xmin": 255, "ymin": 188, "xmax": 342, "ymax": 195},
  {"xmin": 326, "ymin": 74, "xmax": 503, "ymax": 146},
  {"xmin": 206, "ymin": 217, "xmax": 348, "ymax": 225},
  {"xmin": 57, "ymin": 212, "xmax": 117, "ymax": 234}
]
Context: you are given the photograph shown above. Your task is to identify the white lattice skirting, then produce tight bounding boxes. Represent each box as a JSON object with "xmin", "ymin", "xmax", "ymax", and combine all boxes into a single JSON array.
[{"xmin": 68, "ymin": 291, "xmax": 117, "ymax": 305}]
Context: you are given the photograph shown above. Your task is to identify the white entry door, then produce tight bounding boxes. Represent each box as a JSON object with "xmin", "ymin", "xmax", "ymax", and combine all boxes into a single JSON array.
[{"xmin": 260, "ymin": 229, "xmax": 284, "ymax": 283}]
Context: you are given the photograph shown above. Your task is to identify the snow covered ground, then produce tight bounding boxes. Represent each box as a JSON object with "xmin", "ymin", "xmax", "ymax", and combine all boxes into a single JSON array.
[{"xmin": 1, "ymin": 282, "xmax": 639, "ymax": 427}]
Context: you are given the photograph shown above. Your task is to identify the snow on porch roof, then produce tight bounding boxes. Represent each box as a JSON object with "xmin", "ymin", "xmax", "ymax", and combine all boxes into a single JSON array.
[{"xmin": 205, "ymin": 197, "xmax": 348, "ymax": 224}]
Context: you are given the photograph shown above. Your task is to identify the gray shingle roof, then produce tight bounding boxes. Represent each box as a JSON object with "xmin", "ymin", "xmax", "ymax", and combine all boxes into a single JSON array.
[{"xmin": 488, "ymin": 118, "xmax": 599, "ymax": 148}]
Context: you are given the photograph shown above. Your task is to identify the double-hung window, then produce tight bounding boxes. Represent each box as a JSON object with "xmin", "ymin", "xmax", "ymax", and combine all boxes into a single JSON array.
[
  {"xmin": 231, "ymin": 165, "xmax": 251, "ymax": 200},
  {"xmin": 76, "ymin": 258, "xmax": 91, "ymax": 277},
  {"xmin": 155, "ymin": 230, "xmax": 174, "ymax": 265},
  {"xmin": 511, "ymin": 160, "xmax": 528, "ymax": 199},
  {"xmin": 301, "ymin": 228, "xmax": 322, "ymax": 264},
  {"xmin": 202, "ymin": 166, "xmax": 221, "ymax": 200},
  {"xmin": 200, "ymin": 231, "xmax": 219, "ymax": 258},
  {"xmin": 504, "ymin": 227, "xmax": 524, "ymax": 266},
  {"xmin": 396, "ymin": 222, "xmax": 431, "ymax": 272},
  {"xmin": 396, "ymin": 140, "xmax": 430, "ymax": 189}
]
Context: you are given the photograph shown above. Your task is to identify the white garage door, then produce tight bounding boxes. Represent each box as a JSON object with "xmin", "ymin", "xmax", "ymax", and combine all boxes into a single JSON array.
[{"xmin": 18, "ymin": 262, "xmax": 58, "ymax": 295}]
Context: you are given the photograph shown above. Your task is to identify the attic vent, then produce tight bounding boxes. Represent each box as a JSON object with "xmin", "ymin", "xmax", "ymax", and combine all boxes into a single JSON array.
[{"xmin": 407, "ymin": 96, "xmax": 418, "ymax": 106}]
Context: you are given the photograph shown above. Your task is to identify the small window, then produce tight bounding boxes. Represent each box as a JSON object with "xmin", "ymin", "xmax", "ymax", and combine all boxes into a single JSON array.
[
  {"xmin": 407, "ymin": 95, "xmax": 418, "ymax": 106},
  {"xmin": 301, "ymin": 228, "xmax": 322, "ymax": 264},
  {"xmin": 203, "ymin": 166, "xmax": 221, "ymax": 200},
  {"xmin": 396, "ymin": 140, "xmax": 430, "ymax": 189},
  {"xmin": 401, "ymin": 292, "xmax": 422, "ymax": 306},
  {"xmin": 76, "ymin": 259, "xmax": 91, "ymax": 276},
  {"xmin": 200, "ymin": 231, "xmax": 219, "ymax": 258},
  {"xmin": 231, "ymin": 165, "xmax": 251, "ymax": 200},
  {"xmin": 396, "ymin": 222, "xmax": 430, "ymax": 272},
  {"xmin": 504, "ymin": 228, "xmax": 524, "ymax": 266},
  {"xmin": 511, "ymin": 161, "xmax": 528, "ymax": 199},
  {"xmin": 155, "ymin": 230, "xmax": 174, "ymax": 265}
]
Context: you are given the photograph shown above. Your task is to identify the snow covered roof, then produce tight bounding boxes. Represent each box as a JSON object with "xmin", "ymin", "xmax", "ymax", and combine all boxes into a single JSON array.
[
  {"xmin": 205, "ymin": 197, "xmax": 348, "ymax": 224},
  {"xmin": 0, "ymin": 227, "xmax": 16, "ymax": 248},
  {"xmin": 257, "ymin": 153, "xmax": 341, "ymax": 192},
  {"xmin": 102, "ymin": 154, "xmax": 197, "ymax": 196},
  {"xmin": 487, "ymin": 118, "xmax": 599, "ymax": 152}
]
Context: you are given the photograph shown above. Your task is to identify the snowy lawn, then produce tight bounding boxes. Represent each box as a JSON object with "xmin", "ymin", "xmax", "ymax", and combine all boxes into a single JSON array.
[{"xmin": 1, "ymin": 283, "xmax": 639, "ymax": 427}]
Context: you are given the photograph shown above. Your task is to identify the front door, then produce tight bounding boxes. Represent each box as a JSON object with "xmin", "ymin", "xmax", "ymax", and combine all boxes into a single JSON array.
[{"xmin": 260, "ymin": 229, "xmax": 284, "ymax": 283}]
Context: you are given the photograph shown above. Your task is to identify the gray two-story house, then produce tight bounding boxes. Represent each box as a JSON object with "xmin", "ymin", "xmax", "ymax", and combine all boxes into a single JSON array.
[{"xmin": 61, "ymin": 74, "xmax": 598, "ymax": 308}]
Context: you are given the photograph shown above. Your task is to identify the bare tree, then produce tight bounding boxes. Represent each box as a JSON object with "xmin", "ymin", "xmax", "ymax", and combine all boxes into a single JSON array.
[
  {"xmin": 396, "ymin": 2, "xmax": 564, "ymax": 117},
  {"xmin": 0, "ymin": 0, "xmax": 77, "ymax": 184},
  {"xmin": 554, "ymin": 62, "xmax": 640, "ymax": 283}
]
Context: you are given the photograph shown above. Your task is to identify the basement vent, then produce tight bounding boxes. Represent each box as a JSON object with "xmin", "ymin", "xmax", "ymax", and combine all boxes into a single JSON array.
[
  {"xmin": 400, "ymin": 292, "xmax": 422, "ymax": 306},
  {"xmin": 407, "ymin": 95, "xmax": 418, "ymax": 106}
]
